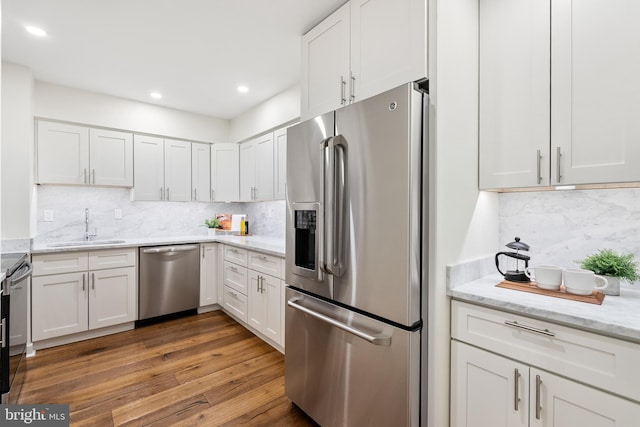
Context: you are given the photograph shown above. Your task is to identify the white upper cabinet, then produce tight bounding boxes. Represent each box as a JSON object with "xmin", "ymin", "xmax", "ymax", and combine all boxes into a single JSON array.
[
  {"xmin": 37, "ymin": 120, "xmax": 133, "ymax": 187},
  {"xmin": 191, "ymin": 142, "xmax": 211, "ymax": 202},
  {"xmin": 211, "ymin": 143, "xmax": 240, "ymax": 202},
  {"xmin": 163, "ymin": 139, "xmax": 192, "ymax": 202},
  {"xmin": 300, "ymin": 0, "xmax": 428, "ymax": 120},
  {"xmin": 133, "ymin": 135, "xmax": 165, "ymax": 201},
  {"xmin": 274, "ymin": 126, "xmax": 288, "ymax": 200},
  {"xmin": 301, "ymin": 2, "xmax": 351, "ymax": 120},
  {"xmin": 478, "ymin": 0, "xmax": 550, "ymax": 189},
  {"xmin": 240, "ymin": 133, "xmax": 274, "ymax": 201},
  {"xmin": 480, "ymin": 0, "xmax": 640, "ymax": 189},
  {"xmin": 551, "ymin": 0, "xmax": 640, "ymax": 185}
]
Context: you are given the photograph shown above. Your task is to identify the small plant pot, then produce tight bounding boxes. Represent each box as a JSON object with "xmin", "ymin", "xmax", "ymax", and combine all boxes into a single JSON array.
[
  {"xmin": 602, "ymin": 276, "xmax": 620, "ymax": 296},
  {"xmin": 207, "ymin": 228, "xmax": 219, "ymax": 237}
]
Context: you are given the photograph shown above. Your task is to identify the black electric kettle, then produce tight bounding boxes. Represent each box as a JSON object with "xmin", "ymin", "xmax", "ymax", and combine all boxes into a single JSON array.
[{"xmin": 495, "ymin": 237, "xmax": 531, "ymax": 282}]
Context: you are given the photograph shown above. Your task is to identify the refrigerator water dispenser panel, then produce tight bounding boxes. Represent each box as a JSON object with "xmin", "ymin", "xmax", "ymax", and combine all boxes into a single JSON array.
[{"xmin": 295, "ymin": 209, "xmax": 317, "ymax": 271}]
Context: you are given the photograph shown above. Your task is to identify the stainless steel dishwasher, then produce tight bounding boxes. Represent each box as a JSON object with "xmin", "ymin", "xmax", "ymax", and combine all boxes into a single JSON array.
[{"xmin": 138, "ymin": 244, "xmax": 200, "ymax": 320}]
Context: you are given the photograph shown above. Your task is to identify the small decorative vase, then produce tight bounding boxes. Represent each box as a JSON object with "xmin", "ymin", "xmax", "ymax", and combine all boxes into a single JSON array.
[
  {"xmin": 602, "ymin": 276, "xmax": 620, "ymax": 296},
  {"xmin": 207, "ymin": 228, "xmax": 218, "ymax": 237}
]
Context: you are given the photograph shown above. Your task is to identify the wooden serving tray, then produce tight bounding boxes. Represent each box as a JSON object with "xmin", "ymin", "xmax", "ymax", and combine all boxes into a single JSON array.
[{"xmin": 496, "ymin": 280, "xmax": 605, "ymax": 305}]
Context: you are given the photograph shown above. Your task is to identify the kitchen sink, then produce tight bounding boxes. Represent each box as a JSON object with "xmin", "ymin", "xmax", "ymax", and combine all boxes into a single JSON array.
[{"xmin": 48, "ymin": 239, "xmax": 127, "ymax": 248}]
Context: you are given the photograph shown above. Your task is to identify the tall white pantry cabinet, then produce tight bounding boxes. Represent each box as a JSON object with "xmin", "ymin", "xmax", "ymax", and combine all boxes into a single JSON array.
[
  {"xmin": 479, "ymin": 0, "xmax": 640, "ymax": 189},
  {"xmin": 300, "ymin": 0, "xmax": 428, "ymax": 121}
]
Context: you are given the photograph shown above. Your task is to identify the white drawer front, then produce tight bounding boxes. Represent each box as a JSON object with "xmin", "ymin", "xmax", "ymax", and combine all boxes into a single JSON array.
[
  {"xmin": 223, "ymin": 261, "xmax": 248, "ymax": 295},
  {"xmin": 32, "ymin": 252, "xmax": 89, "ymax": 276},
  {"xmin": 223, "ymin": 285, "xmax": 248, "ymax": 323},
  {"xmin": 224, "ymin": 245, "xmax": 248, "ymax": 267},
  {"xmin": 248, "ymin": 251, "xmax": 284, "ymax": 279},
  {"xmin": 452, "ymin": 301, "xmax": 640, "ymax": 403},
  {"xmin": 88, "ymin": 248, "xmax": 136, "ymax": 270}
]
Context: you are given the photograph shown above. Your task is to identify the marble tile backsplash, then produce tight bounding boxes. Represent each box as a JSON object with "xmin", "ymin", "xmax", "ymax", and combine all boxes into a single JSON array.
[
  {"xmin": 499, "ymin": 188, "xmax": 640, "ymax": 271},
  {"xmin": 35, "ymin": 186, "xmax": 285, "ymax": 244}
]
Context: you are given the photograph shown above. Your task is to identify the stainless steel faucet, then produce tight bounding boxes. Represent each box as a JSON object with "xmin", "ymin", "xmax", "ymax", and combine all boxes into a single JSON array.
[{"xmin": 84, "ymin": 208, "xmax": 97, "ymax": 241}]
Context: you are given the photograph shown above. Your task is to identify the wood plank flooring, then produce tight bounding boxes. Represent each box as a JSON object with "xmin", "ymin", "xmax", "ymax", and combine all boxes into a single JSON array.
[{"xmin": 18, "ymin": 310, "xmax": 317, "ymax": 426}]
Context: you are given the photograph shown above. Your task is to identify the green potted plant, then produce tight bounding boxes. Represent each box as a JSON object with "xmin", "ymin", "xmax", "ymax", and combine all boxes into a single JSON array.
[
  {"xmin": 204, "ymin": 217, "xmax": 221, "ymax": 237},
  {"xmin": 578, "ymin": 249, "xmax": 639, "ymax": 296}
]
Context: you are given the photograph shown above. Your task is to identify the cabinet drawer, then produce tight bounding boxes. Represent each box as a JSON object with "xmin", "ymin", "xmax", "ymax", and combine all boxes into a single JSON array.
[
  {"xmin": 224, "ymin": 245, "xmax": 248, "ymax": 266},
  {"xmin": 223, "ymin": 261, "xmax": 248, "ymax": 295},
  {"xmin": 32, "ymin": 252, "xmax": 89, "ymax": 276},
  {"xmin": 223, "ymin": 285, "xmax": 248, "ymax": 323},
  {"xmin": 452, "ymin": 300, "xmax": 640, "ymax": 402},
  {"xmin": 88, "ymin": 248, "xmax": 136, "ymax": 270},
  {"xmin": 248, "ymin": 251, "xmax": 284, "ymax": 279}
]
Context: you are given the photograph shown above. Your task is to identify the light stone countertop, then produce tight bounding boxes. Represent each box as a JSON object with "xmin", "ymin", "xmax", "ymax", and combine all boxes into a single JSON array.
[
  {"xmin": 449, "ymin": 272, "xmax": 640, "ymax": 344},
  {"xmin": 31, "ymin": 235, "xmax": 285, "ymax": 257}
]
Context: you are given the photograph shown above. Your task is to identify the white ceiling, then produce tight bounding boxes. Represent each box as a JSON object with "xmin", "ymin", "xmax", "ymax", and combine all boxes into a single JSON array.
[{"xmin": 2, "ymin": 0, "xmax": 345, "ymax": 120}]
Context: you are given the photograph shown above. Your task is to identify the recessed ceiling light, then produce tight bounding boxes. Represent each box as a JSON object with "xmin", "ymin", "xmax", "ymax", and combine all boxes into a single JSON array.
[
  {"xmin": 149, "ymin": 92, "xmax": 163, "ymax": 99},
  {"xmin": 25, "ymin": 25, "xmax": 47, "ymax": 37},
  {"xmin": 237, "ymin": 85, "xmax": 249, "ymax": 94}
]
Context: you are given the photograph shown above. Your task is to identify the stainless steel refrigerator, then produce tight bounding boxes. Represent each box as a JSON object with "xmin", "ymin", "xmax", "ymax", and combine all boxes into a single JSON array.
[{"xmin": 285, "ymin": 82, "xmax": 429, "ymax": 426}]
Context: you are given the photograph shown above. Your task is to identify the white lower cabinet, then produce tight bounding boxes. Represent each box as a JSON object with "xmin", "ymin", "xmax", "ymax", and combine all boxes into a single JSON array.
[
  {"xmin": 199, "ymin": 243, "xmax": 218, "ymax": 307},
  {"xmin": 451, "ymin": 301, "xmax": 640, "ymax": 427},
  {"xmin": 221, "ymin": 244, "xmax": 285, "ymax": 350},
  {"xmin": 32, "ymin": 249, "xmax": 137, "ymax": 343}
]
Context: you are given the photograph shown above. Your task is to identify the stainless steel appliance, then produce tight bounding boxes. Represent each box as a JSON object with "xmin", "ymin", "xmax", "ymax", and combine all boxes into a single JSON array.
[
  {"xmin": 285, "ymin": 82, "xmax": 428, "ymax": 426},
  {"xmin": 138, "ymin": 244, "xmax": 200, "ymax": 320},
  {"xmin": 1, "ymin": 252, "xmax": 32, "ymax": 404}
]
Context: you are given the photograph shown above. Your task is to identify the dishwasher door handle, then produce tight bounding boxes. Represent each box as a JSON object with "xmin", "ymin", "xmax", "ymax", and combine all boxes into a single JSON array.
[{"xmin": 142, "ymin": 245, "xmax": 199, "ymax": 254}]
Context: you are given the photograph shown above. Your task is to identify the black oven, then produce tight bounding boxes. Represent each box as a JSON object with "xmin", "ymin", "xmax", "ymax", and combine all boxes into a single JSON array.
[{"xmin": 1, "ymin": 253, "xmax": 32, "ymax": 404}]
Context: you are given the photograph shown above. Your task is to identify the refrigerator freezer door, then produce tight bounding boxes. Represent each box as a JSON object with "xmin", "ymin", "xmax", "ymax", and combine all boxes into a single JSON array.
[
  {"xmin": 284, "ymin": 287, "xmax": 420, "ymax": 427},
  {"xmin": 333, "ymin": 83, "xmax": 425, "ymax": 327}
]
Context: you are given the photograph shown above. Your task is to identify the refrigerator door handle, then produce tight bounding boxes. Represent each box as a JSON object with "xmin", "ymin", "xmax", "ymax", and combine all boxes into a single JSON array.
[
  {"xmin": 287, "ymin": 298, "xmax": 391, "ymax": 346},
  {"xmin": 323, "ymin": 135, "xmax": 346, "ymax": 277}
]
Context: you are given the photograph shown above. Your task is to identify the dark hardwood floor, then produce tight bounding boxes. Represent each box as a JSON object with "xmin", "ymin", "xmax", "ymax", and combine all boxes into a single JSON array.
[{"xmin": 18, "ymin": 310, "xmax": 317, "ymax": 426}]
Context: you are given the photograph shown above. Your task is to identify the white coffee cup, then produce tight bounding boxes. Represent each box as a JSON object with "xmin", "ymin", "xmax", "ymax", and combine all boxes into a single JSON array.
[
  {"xmin": 524, "ymin": 265, "xmax": 563, "ymax": 290},
  {"xmin": 563, "ymin": 268, "xmax": 609, "ymax": 295}
]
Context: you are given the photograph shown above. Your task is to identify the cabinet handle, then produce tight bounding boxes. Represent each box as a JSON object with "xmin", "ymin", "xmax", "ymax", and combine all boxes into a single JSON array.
[
  {"xmin": 535, "ymin": 375, "xmax": 542, "ymax": 420},
  {"xmin": 536, "ymin": 149, "xmax": 542, "ymax": 184},
  {"xmin": 350, "ymin": 72, "xmax": 356, "ymax": 102},
  {"xmin": 194, "ymin": 188, "xmax": 197, "ymax": 200},
  {"xmin": 92, "ymin": 272, "xmax": 95, "ymax": 290},
  {"xmin": 340, "ymin": 76, "xmax": 347, "ymax": 105},
  {"xmin": 556, "ymin": 146, "xmax": 562, "ymax": 183},
  {"xmin": 92, "ymin": 169, "xmax": 96, "ymax": 184},
  {"xmin": 82, "ymin": 273, "xmax": 86, "ymax": 291},
  {"xmin": 84, "ymin": 168, "xmax": 88, "ymax": 184},
  {"xmin": 504, "ymin": 320, "xmax": 555, "ymax": 337},
  {"xmin": 160, "ymin": 187, "xmax": 164, "ymax": 200},
  {"xmin": 211, "ymin": 189, "xmax": 215, "ymax": 200},
  {"xmin": 514, "ymin": 368, "xmax": 520, "ymax": 411},
  {"xmin": 257, "ymin": 275, "xmax": 261, "ymax": 292},
  {"xmin": 166, "ymin": 188, "xmax": 170, "ymax": 201},
  {"xmin": 202, "ymin": 248, "xmax": 205, "ymax": 259}
]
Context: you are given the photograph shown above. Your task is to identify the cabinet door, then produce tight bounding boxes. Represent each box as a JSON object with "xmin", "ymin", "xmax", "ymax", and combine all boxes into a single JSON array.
[
  {"xmin": 164, "ymin": 139, "xmax": 192, "ymax": 201},
  {"xmin": 248, "ymin": 271, "xmax": 265, "ymax": 332},
  {"xmin": 478, "ymin": 0, "xmax": 550, "ymax": 189},
  {"xmin": 451, "ymin": 341, "xmax": 529, "ymax": 427},
  {"xmin": 350, "ymin": 0, "xmax": 427, "ymax": 103},
  {"xmin": 217, "ymin": 245, "xmax": 225, "ymax": 305},
  {"xmin": 89, "ymin": 128, "xmax": 133, "ymax": 187},
  {"xmin": 211, "ymin": 143, "xmax": 239, "ymax": 201},
  {"xmin": 240, "ymin": 139, "xmax": 256, "ymax": 201},
  {"xmin": 254, "ymin": 133, "xmax": 274, "ymax": 201},
  {"xmin": 551, "ymin": 0, "xmax": 640, "ymax": 185},
  {"xmin": 36, "ymin": 120, "xmax": 89, "ymax": 185},
  {"xmin": 191, "ymin": 142, "xmax": 211, "ymax": 202},
  {"xmin": 200, "ymin": 243, "xmax": 218, "ymax": 307},
  {"xmin": 274, "ymin": 127, "xmax": 288, "ymax": 200},
  {"xmin": 89, "ymin": 267, "xmax": 137, "ymax": 330},
  {"xmin": 263, "ymin": 275, "xmax": 283, "ymax": 346},
  {"xmin": 32, "ymin": 272, "xmax": 89, "ymax": 341},
  {"xmin": 530, "ymin": 368, "xmax": 640, "ymax": 427},
  {"xmin": 223, "ymin": 285, "xmax": 248, "ymax": 323},
  {"xmin": 300, "ymin": 2, "xmax": 351, "ymax": 120},
  {"xmin": 133, "ymin": 135, "xmax": 164, "ymax": 201}
]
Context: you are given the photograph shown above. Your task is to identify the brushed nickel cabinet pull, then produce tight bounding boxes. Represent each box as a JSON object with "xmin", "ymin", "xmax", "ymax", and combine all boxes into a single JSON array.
[
  {"xmin": 166, "ymin": 188, "xmax": 170, "ymax": 200},
  {"xmin": 92, "ymin": 169, "xmax": 96, "ymax": 184},
  {"xmin": 84, "ymin": 168, "xmax": 88, "ymax": 184},
  {"xmin": 82, "ymin": 273, "xmax": 86, "ymax": 291},
  {"xmin": 514, "ymin": 368, "xmax": 520, "ymax": 411},
  {"xmin": 340, "ymin": 76, "xmax": 347, "ymax": 105},
  {"xmin": 350, "ymin": 72, "xmax": 356, "ymax": 102},
  {"xmin": 504, "ymin": 320, "xmax": 556, "ymax": 337},
  {"xmin": 535, "ymin": 375, "xmax": 542, "ymax": 420},
  {"xmin": 556, "ymin": 146, "xmax": 562, "ymax": 183},
  {"xmin": 536, "ymin": 149, "xmax": 542, "ymax": 184},
  {"xmin": 92, "ymin": 272, "xmax": 95, "ymax": 290}
]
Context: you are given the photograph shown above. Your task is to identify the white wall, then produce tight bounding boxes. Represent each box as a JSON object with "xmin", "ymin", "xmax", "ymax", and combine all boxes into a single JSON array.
[
  {"xmin": 228, "ymin": 85, "xmax": 300, "ymax": 143},
  {"xmin": 1, "ymin": 63, "xmax": 34, "ymax": 239},
  {"xmin": 34, "ymin": 81, "xmax": 230, "ymax": 143},
  {"xmin": 429, "ymin": 0, "xmax": 500, "ymax": 426}
]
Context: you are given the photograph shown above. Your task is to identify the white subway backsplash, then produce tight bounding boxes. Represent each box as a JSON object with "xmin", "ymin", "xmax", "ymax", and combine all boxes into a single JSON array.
[{"xmin": 35, "ymin": 186, "xmax": 285, "ymax": 243}]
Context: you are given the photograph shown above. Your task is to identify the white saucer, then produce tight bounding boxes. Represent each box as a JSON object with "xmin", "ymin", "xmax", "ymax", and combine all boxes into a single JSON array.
[
  {"xmin": 535, "ymin": 282, "xmax": 561, "ymax": 291},
  {"xmin": 564, "ymin": 287, "xmax": 592, "ymax": 296}
]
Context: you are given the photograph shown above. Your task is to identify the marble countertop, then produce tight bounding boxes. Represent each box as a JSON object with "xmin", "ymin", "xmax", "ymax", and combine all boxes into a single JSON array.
[
  {"xmin": 449, "ymin": 273, "xmax": 640, "ymax": 344},
  {"xmin": 31, "ymin": 235, "xmax": 285, "ymax": 257}
]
